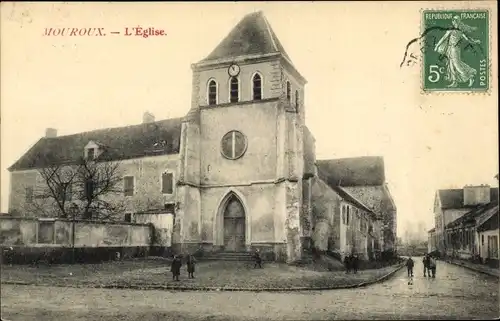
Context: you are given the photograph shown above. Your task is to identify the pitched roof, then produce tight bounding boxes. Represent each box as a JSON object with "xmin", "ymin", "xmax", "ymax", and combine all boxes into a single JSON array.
[
  {"xmin": 428, "ymin": 228, "xmax": 436, "ymax": 233},
  {"xmin": 438, "ymin": 189, "xmax": 464, "ymax": 209},
  {"xmin": 438, "ymin": 188, "xmax": 499, "ymax": 209},
  {"xmin": 477, "ymin": 209, "xmax": 499, "ymax": 232},
  {"xmin": 8, "ymin": 118, "xmax": 183, "ymax": 171},
  {"xmin": 342, "ymin": 185, "xmax": 396, "ymax": 218},
  {"xmin": 316, "ymin": 156, "xmax": 385, "ymax": 187},
  {"xmin": 198, "ymin": 11, "xmax": 293, "ymax": 64},
  {"xmin": 446, "ymin": 196, "xmax": 499, "ymax": 229},
  {"xmin": 330, "ymin": 185, "xmax": 378, "ymax": 220}
]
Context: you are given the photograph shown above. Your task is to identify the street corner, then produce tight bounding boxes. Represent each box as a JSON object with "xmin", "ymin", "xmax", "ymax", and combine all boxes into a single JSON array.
[{"xmin": 0, "ymin": 259, "xmax": 406, "ymax": 292}]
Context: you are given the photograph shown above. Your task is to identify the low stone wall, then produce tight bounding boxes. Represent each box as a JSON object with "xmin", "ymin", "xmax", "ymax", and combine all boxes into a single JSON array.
[
  {"xmin": 0, "ymin": 216, "xmax": 153, "ymax": 265},
  {"xmin": 1, "ymin": 245, "xmax": 150, "ymax": 265}
]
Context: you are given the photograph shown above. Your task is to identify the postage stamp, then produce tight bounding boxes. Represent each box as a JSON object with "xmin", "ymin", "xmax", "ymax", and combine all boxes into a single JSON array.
[{"xmin": 421, "ymin": 10, "xmax": 489, "ymax": 93}]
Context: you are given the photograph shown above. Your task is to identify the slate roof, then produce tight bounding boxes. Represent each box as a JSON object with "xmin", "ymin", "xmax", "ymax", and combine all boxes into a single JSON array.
[
  {"xmin": 198, "ymin": 11, "xmax": 293, "ymax": 64},
  {"xmin": 445, "ymin": 192, "xmax": 499, "ymax": 229},
  {"xmin": 330, "ymin": 185, "xmax": 378, "ymax": 220},
  {"xmin": 8, "ymin": 118, "xmax": 183, "ymax": 171},
  {"xmin": 477, "ymin": 209, "xmax": 499, "ymax": 232},
  {"xmin": 316, "ymin": 156, "xmax": 385, "ymax": 187},
  {"xmin": 342, "ymin": 185, "xmax": 396, "ymax": 217},
  {"xmin": 438, "ymin": 188, "xmax": 499, "ymax": 209}
]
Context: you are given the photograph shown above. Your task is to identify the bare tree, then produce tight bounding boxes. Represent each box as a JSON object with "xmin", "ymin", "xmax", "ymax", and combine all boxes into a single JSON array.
[
  {"xmin": 31, "ymin": 157, "xmax": 124, "ymax": 220},
  {"xmin": 37, "ymin": 163, "xmax": 79, "ymax": 218},
  {"xmin": 75, "ymin": 158, "xmax": 123, "ymax": 220}
]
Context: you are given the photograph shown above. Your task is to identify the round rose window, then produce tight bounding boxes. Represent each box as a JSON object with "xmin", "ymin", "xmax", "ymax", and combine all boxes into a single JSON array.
[{"xmin": 221, "ymin": 130, "xmax": 247, "ymax": 160}]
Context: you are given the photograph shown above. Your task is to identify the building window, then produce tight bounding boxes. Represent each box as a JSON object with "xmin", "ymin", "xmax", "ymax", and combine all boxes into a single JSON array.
[
  {"xmin": 84, "ymin": 179, "xmax": 95, "ymax": 199},
  {"xmin": 482, "ymin": 235, "xmax": 484, "ymax": 245},
  {"xmin": 252, "ymin": 73, "xmax": 262, "ymax": 100},
  {"xmin": 164, "ymin": 203, "xmax": 175, "ymax": 213},
  {"xmin": 123, "ymin": 176, "xmax": 134, "ymax": 196},
  {"xmin": 295, "ymin": 90, "xmax": 299, "ymax": 110},
  {"xmin": 208, "ymin": 79, "xmax": 218, "ymax": 105},
  {"xmin": 25, "ymin": 187, "xmax": 33, "ymax": 203},
  {"xmin": 286, "ymin": 81, "xmax": 291, "ymax": 102},
  {"xmin": 346, "ymin": 206, "xmax": 350, "ymax": 225},
  {"xmin": 229, "ymin": 77, "xmax": 239, "ymax": 103},
  {"xmin": 124, "ymin": 213, "xmax": 132, "ymax": 222},
  {"xmin": 221, "ymin": 130, "xmax": 247, "ymax": 160},
  {"xmin": 162, "ymin": 172, "xmax": 174, "ymax": 194},
  {"xmin": 87, "ymin": 148, "xmax": 95, "ymax": 160}
]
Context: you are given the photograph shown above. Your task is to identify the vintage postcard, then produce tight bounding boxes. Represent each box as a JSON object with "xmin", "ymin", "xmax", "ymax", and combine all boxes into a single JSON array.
[{"xmin": 0, "ymin": 2, "xmax": 498, "ymax": 321}]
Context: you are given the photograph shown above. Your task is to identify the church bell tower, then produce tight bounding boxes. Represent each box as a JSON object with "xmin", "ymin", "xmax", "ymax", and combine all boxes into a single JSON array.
[{"xmin": 176, "ymin": 11, "xmax": 308, "ymax": 263}]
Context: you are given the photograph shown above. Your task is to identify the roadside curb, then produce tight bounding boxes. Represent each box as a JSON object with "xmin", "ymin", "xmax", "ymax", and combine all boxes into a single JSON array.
[
  {"xmin": 444, "ymin": 259, "xmax": 499, "ymax": 278},
  {"xmin": 0, "ymin": 263, "xmax": 405, "ymax": 292}
]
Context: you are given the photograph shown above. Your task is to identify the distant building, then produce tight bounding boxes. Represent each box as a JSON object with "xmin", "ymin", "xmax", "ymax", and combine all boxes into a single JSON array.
[
  {"xmin": 428, "ymin": 228, "xmax": 436, "ymax": 253},
  {"xmin": 432, "ymin": 184, "xmax": 498, "ymax": 263},
  {"xmin": 6, "ymin": 11, "xmax": 397, "ymax": 262}
]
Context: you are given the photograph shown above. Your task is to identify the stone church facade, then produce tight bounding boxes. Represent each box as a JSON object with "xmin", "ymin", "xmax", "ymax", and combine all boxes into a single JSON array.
[{"xmin": 7, "ymin": 11, "xmax": 397, "ymax": 263}]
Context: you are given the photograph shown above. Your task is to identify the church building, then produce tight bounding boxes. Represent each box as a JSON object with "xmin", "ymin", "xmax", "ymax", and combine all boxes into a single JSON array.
[{"xmin": 7, "ymin": 11, "xmax": 397, "ymax": 263}]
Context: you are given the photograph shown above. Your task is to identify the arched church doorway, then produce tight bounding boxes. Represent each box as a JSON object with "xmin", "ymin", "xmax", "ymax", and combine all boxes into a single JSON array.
[{"xmin": 223, "ymin": 194, "xmax": 246, "ymax": 252}]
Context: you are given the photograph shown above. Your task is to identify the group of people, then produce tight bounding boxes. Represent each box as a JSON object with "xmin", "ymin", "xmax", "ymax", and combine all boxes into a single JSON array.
[
  {"xmin": 343, "ymin": 253, "xmax": 360, "ymax": 274},
  {"xmin": 405, "ymin": 254, "xmax": 437, "ymax": 279},
  {"xmin": 170, "ymin": 254, "xmax": 196, "ymax": 281},
  {"xmin": 170, "ymin": 249, "xmax": 264, "ymax": 281}
]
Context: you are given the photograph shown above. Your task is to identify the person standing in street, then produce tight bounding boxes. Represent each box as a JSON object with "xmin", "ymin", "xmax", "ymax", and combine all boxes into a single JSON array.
[
  {"xmin": 423, "ymin": 254, "xmax": 430, "ymax": 277},
  {"xmin": 429, "ymin": 255, "xmax": 437, "ymax": 278},
  {"xmin": 186, "ymin": 254, "xmax": 196, "ymax": 279},
  {"xmin": 170, "ymin": 255, "xmax": 182, "ymax": 281},
  {"xmin": 253, "ymin": 249, "xmax": 262, "ymax": 268},
  {"xmin": 344, "ymin": 254, "xmax": 351, "ymax": 274},
  {"xmin": 352, "ymin": 254, "xmax": 359, "ymax": 274},
  {"xmin": 406, "ymin": 256, "xmax": 414, "ymax": 277}
]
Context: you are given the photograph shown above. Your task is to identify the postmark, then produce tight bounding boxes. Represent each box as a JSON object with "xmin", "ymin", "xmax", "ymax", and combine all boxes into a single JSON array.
[{"xmin": 421, "ymin": 10, "xmax": 490, "ymax": 93}]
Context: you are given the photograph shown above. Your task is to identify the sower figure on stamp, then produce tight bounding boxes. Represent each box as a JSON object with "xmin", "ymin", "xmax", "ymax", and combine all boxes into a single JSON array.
[
  {"xmin": 434, "ymin": 15, "xmax": 481, "ymax": 88},
  {"xmin": 186, "ymin": 253, "xmax": 196, "ymax": 279},
  {"xmin": 406, "ymin": 256, "xmax": 414, "ymax": 277},
  {"xmin": 170, "ymin": 255, "xmax": 182, "ymax": 281}
]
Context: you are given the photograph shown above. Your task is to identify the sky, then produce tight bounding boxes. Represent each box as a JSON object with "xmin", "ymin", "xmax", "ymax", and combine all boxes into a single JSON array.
[{"xmin": 1, "ymin": 2, "xmax": 498, "ymax": 236}]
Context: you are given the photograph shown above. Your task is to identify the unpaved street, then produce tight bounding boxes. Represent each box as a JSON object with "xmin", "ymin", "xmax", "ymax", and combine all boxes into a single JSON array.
[{"xmin": 1, "ymin": 260, "xmax": 498, "ymax": 320}]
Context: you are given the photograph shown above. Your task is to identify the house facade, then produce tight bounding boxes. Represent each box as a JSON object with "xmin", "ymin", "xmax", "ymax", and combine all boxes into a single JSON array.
[
  {"xmin": 7, "ymin": 11, "xmax": 397, "ymax": 263},
  {"xmin": 432, "ymin": 184, "xmax": 499, "ymax": 261},
  {"xmin": 427, "ymin": 228, "xmax": 437, "ymax": 253}
]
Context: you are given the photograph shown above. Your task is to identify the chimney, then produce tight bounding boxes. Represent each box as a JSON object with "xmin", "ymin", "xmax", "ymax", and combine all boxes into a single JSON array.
[
  {"xmin": 45, "ymin": 128, "xmax": 57, "ymax": 138},
  {"xmin": 463, "ymin": 184, "xmax": 491, "ymax": 206},
  {"xmin": 143, "ymin": 112, "xmax": 155, "ymax": 124}
]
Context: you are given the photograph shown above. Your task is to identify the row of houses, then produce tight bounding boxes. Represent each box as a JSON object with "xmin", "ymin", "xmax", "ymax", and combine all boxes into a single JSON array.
[{"xmin": 428, "ymin": 177, "xmax": 499, "ymax": 266}]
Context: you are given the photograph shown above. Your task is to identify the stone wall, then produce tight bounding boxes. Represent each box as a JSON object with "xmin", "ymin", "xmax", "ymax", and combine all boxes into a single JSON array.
[
  {"xmin": 0, "ymin": 217, "xmax": 151, "ymax": 247},
  {"xmin": 0, "ymin": 216, "xmax": 152, "ymax": 264}
]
